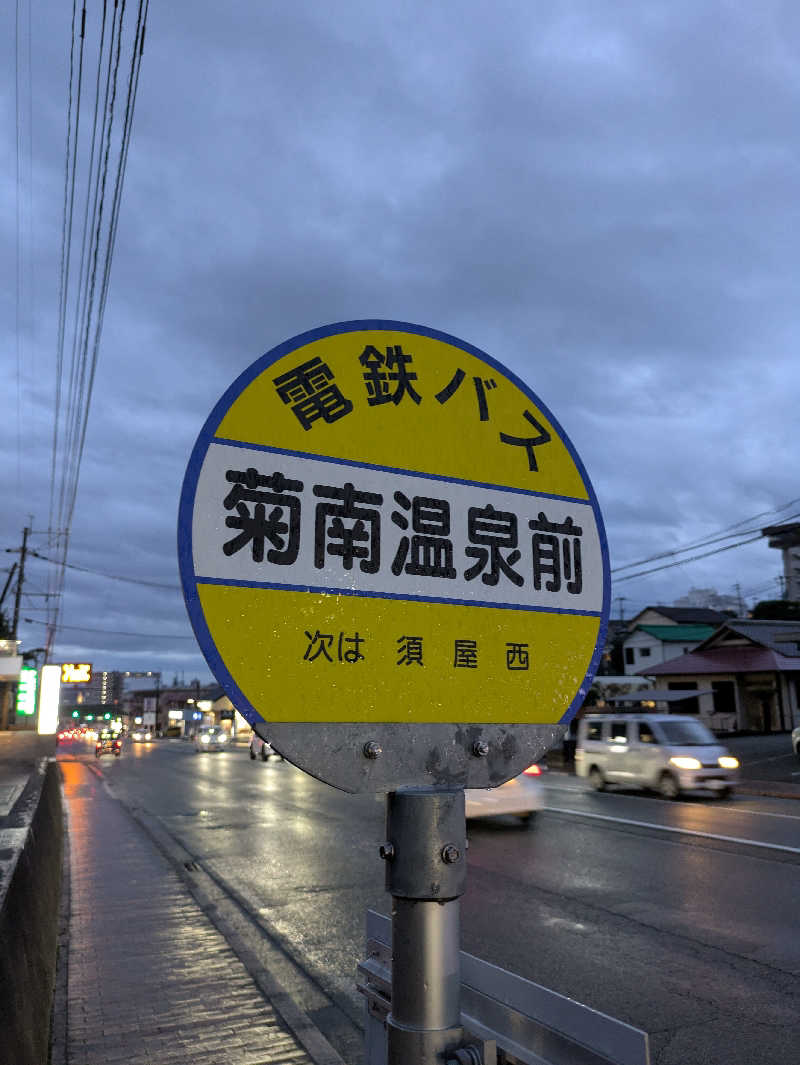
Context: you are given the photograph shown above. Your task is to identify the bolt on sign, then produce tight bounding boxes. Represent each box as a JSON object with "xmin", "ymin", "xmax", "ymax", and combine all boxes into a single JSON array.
[{"xmin": 179, "ymin": 321, "xmax": 610, "ymax": 792}]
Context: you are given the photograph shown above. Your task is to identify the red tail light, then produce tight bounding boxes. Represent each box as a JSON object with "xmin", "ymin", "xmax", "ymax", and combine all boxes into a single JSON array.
[{"xmin": 523, "ymin": 764, "xmax": 542, "ymax": 776}]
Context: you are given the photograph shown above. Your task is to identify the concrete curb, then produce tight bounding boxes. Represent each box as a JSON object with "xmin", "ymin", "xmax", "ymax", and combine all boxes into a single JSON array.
[
  {"xmin": 49, "ymin": 775, "xmax": 71, "ymax": 1065},
  {"xmin": 0, "ymin": 758, "xmax": 63, "ymax": 1065}
]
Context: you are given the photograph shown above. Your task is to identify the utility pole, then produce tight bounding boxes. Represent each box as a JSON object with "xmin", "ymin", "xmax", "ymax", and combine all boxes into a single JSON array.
[
  {"xmin": 614, "ymin": 595, "xmax": 627, "ymax": 623},
  {"xmin": 11, "ymin": 526, "xmax": 30, "ymax": 640},
  {"xmin": 1, "ymin": 528, "xmax": 30, "ymax": 730},
  {"xmin": 734, "ymin": 583, "xmax": 745, "ymax": 616}
]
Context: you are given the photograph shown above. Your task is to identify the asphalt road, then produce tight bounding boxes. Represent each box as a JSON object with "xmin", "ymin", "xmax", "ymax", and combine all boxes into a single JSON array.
[{"xmin": 59, "ymin": 738, "xmax": 800, "ymax": 1065}]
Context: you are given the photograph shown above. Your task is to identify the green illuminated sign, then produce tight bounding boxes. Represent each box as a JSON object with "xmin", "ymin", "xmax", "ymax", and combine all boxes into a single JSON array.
[{"xmin": 16, "ymin": 668, "xmax": 38, "ymax": 716}]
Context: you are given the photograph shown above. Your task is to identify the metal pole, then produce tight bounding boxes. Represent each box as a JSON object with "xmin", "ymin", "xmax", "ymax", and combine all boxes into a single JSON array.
[{"xmin": 383, "ymin": 787, "xmax": 467, "ymax": 1065}]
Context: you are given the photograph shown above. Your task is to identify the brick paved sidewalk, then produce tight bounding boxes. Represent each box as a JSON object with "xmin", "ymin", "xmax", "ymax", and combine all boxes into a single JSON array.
[{"xmin": 56, "ymin": 760, "xmax": 316, "ymax": 1065}]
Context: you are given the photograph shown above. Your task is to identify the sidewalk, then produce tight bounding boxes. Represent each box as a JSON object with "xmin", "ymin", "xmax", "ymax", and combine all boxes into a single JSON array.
[{"xmin": 55, "ymin": 759, "xmax": 321, "ymax": 1065}]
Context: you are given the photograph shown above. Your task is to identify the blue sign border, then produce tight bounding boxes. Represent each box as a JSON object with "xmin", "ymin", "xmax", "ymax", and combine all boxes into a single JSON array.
[{"xmin": 178, "ymin": 319, "xmax": 611, "ymax": 729}]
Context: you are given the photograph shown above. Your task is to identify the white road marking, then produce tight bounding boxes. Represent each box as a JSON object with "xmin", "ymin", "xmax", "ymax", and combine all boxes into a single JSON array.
[
  {"xmin": 546, "ymin": 781, "xmax": 800, "ymax": 819},
  {"xmin": 543, "ymin": 805, "xmax": 800, "ymax": 854}
]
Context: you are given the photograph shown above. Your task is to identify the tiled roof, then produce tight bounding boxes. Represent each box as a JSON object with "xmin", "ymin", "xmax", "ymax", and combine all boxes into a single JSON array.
[
  {"xmin": 641, "ymin": 646, "xmax": 800, "ymax": 675},
  {"xmin": 640, "ymin": 606, "xmax": 730, "ymax": 625},
  {"xmin": 635, "ymin": 624, "xmax": 716, "ymax": 642},
  {"xmin": 702, "ymin": 620, "xmax": 800, "ymax": 657}
]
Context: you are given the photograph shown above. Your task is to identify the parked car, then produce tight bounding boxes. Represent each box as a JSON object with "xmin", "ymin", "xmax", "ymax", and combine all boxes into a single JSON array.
[
  {"xmin": 249, "ymin": 734, "xmax": 281, "ymax": 761},
  {"xmin": 194, "ymin": 725, "xmax": 229, "ymax": 752},
  {"xmin": 792, "ymin": 725, "xmax": 800, "ymax": 760},
  {"xmin": 575, "ymin": 714, "xmax": 739, "ymax": 799},
  {"xmin": 464, "ymin": 764, "xmax": 545, "ymax": 824}
]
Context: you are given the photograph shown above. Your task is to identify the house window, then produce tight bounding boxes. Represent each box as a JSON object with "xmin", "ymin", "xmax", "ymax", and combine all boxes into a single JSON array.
[
  {"xmin": 639, "ymin": 647, "xmax": 651, "ymax": 658},
  {"xmin": 625, "ymin": 648, "xmax": 635, "ymax": 665},
  {"xmin": 711, "ymin": 680, "xmax": 736, "ymax": 716}
]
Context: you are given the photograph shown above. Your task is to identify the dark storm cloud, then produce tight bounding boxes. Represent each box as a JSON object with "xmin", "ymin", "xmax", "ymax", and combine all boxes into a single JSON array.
[{"xmin": 3, "ymin": 1, "xmax": 799, "ymax": 673}]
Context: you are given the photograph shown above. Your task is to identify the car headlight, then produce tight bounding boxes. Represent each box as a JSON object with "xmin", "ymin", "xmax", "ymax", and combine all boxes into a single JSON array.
[
  {"xmin": 669, "ymin": 756, "xmax": 702, "ymax": 770},
  {"xmin": 201, "ymin": 735, "xmax": 210, "ymax": 744},
  {"xmin": 218, "ymin": 734, "xmax": 227, "ymax": 742},
  {"xmin": 718, "ymin": 756, "xmax": 739, "ymax": 769}
]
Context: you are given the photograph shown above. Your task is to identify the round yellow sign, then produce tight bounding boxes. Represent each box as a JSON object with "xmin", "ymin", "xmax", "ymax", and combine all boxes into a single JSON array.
[{"xmin": 180, "ymin": 321, "xmax": 609, "ymax": 739}]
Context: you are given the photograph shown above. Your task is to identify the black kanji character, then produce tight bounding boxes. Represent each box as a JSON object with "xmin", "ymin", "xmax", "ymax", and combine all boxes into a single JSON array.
[
  {"xmin": 529, "ymin": 513, "xmax": 583, "ymax": 594},
  {"xmin": 506, "ymin": 642, "xmax": 530, "ymax": 671},
  {"xmin": 453, "ymin": 639, "xmax": 478, "ymax": 668},
  {"xmin": 499, "ymin": 410, "xmax": 552, "ymax": 471},
  {"xmin": 223, "ymin": 468, "xmax": 303, "ymax": 564},
  {"xmin": 313, "ymin": 482, "xmax": 383, "ymax": 573},
  {"xmin": 358, "ymin": 344, "xmax": 422, "ymax": 406},
  {"xmin": 464, "ymin": 504, "xmax": 524, "ymax": 587},
  {"xmin": 391, "ymin": 492, "xmax": 457, "ymax": 578},
  {"xmin": 397, "ymin": 635, "xmax": 424, "ymax": 666},
  {"xmin": 273, "ymin": 357, "xmax": 353, "ymax": 430},
  {"xmin": 304, "ymin": 630, "xmax": 335, "ymax": 662}
]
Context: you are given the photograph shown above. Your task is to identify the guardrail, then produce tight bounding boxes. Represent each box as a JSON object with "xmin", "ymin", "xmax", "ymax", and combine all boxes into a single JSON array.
[{"xmin": 357, "ymin": 910, "xmax": 649, "ymax": 1065}]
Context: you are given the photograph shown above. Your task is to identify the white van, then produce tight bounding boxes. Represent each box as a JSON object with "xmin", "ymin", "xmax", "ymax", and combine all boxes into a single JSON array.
[{"xmin": 575, "ymin": 714, "xmax": 739, "ymax": 799}]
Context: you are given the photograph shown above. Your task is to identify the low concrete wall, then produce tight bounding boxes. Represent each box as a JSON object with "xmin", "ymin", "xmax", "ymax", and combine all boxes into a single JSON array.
[{"xmin": 0, "ymin": 757, "xmax": 63, "ymax": 1065}]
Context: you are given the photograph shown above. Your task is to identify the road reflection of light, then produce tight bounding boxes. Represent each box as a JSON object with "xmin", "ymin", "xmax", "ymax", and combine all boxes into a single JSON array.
[{"xmin": 541, "ymin": 916, "xmax": 590, "ymax": 934}]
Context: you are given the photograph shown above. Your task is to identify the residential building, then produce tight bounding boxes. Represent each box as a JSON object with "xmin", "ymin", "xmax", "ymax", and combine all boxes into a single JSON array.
[
  {"xmin": 622, "ymin": 624, "xmax": 717, "ymax": 676},
  {"xmin": 638, "ymin": 619, "xmax": 800, "ymax": 733},
  {"xmin": 620, "ymin": 606, "xmax": 731, "ymax": 677}
]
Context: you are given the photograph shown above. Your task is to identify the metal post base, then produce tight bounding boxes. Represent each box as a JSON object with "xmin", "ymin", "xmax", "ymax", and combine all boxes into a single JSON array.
[{"xmin": 382, "ymin": 788, "xmax": 469, "ymax": 1065}]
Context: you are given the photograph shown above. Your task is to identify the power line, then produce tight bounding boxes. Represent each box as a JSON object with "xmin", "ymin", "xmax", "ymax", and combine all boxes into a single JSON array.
[
  {"xmin": 25, "ymin": 618, "xmax": 196, "ymax": 640},
  {"xmin": 613, "ymin": 534, "xmax": 764, "ymax": 585},
  {"xmin": 29, "ymin": 550, "xmax": 180, "ymax": 592},
  {"xmin": 611, "ymin": 499, "xmax": 800, "ymax": 576},
  {"xmin": 46, "ymin": 1, "xmax": 149, "ymax": 660}
]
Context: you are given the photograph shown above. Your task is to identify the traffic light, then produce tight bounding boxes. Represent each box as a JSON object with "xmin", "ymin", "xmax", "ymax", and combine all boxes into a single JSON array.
[
  {"xmin": 72, "ymin": 710, "xmax": 80, "ymax": 718},
  {"xmin": 103, "ymin": 712, "xmax": 111, "ymax": 720}
]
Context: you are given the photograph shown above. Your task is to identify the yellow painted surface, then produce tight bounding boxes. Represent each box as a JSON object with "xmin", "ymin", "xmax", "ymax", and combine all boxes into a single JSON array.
[
  {"xmin": 216, "ymin": 329, "xmax": 589, "ymax": 499},
  {"xmin": 198, "ymin": 584, "xmax": 600, "ymax": 723}
]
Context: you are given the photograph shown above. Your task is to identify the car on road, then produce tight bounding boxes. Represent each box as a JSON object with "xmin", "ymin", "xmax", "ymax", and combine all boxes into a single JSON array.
[
  {"xmin": 249, "ymin": 734, "xmax": 281, "ymax": 761},
  {"xmin": 792, "ymin": 725, "xmax": 800, "ymax": 760},
  {"xmin": 131, "ymin": 727, "xmax": 154, "ymax": 742},
  {"xmin": 95, "ymin": 733, "xmax": 122, "ymax": 758},
  {"xmin": 575, "ymin": 713, "xmax": 739, "ymax": 799},
  {"xmin": 465, "ymin": 764, "xmax": 545, "ymax": 824},
  {"xmin": 194, "ymin": 725, "xmax": 229, "ymax": 752}
]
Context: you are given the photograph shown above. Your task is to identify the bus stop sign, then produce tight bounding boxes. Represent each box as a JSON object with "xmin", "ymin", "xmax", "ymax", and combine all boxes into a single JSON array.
[{"xmin": 178, "ymin": 321, "xmax": 610, "ymax": 792}]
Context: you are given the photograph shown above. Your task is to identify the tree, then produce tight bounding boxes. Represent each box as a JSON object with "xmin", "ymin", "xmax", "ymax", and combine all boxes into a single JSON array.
[{"xmin": 751, "ymin": 599, "xmax": 800, "ymax": 621}]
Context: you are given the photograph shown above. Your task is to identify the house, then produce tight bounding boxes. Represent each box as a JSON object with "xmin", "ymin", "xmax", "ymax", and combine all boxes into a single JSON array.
[
  {"xmin": 621, "ymin": 606, "xmax": 732, "ymax": 677},
  {"xmin": 638, "ymin": 620, "xmax": 800, "ymax": 733},
  {"xmin": 622, "ymin": 624, "xmax": 718, "ymax": 675}
]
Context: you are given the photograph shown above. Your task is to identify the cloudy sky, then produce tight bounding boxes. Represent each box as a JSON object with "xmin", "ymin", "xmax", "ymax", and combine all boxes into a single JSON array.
[{"xmin": 2, "ymin": 1, "xmax": 799, "ymax": 684}]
